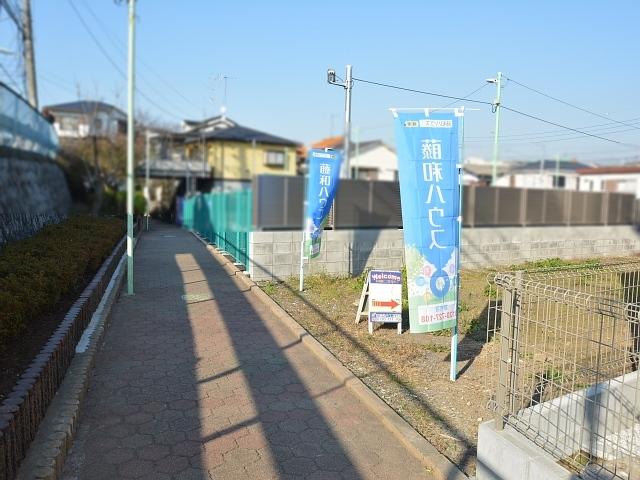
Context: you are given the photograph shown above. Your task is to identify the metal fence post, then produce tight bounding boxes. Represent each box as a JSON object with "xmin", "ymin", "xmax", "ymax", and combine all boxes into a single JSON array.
[{"xmin": 496, "ymin": 270, "xmax": 523, "ymax": 429}]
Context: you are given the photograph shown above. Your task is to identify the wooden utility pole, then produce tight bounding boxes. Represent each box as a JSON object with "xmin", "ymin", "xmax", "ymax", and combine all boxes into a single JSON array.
[{"xmin": 22, "ymin": 0, "xmax": 38, "ymax": 108}]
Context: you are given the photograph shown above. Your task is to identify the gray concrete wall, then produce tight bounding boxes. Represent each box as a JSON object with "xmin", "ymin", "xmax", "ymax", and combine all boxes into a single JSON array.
[
  {"xmin": 0, "ymin": 157, "xmax": 71, "ymax": 244},
  {"xmin": 248, "ymin": 225, "xmax": 640, "ymax": 282},
  {"xmin": 478, "ymin": 371, "xmax": 640, "ymax": 479},
  {"xmin": 477, "ymin": 422, "xmax": 578, "ymax": 480}
]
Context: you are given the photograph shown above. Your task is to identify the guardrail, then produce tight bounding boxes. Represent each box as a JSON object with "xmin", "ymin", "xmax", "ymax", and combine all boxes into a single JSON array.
[{"xmin": 0, "ymin": 82, "xmax": 58, "ymax": 159}]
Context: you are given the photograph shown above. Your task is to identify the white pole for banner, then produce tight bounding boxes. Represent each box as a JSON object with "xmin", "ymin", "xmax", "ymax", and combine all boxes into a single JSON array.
[
  {"xmin": 299, "ymin": 238, "xmax": 305, "ymax": 292},
  {"xmin": 451, "ymin": 108, "xmax": 465, "ymax": 382},
  {"xmin": 299, "ymin": 159, "xmax": 309, "ymax": 292}
]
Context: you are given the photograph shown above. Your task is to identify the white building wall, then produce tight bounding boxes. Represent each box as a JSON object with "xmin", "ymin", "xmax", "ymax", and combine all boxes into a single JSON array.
[
  {"xmin": 350, "ymin": 145, "xmax": 398, "ymax": 181},
  {"xmin": 578, "ymin": 173, "xmax": 640, "ymax": 197},
  {"xmin": 495, "ymin": 172, "xmax": 579, "ymax": 190}
]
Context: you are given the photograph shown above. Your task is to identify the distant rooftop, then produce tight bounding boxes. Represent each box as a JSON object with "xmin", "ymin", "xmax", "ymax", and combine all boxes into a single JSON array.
[
  {"xmin": 310, "ymin": 136, "xmax": 393, "ymax": 155},
  {"xmin": 43, "ymin": 100, "xmax": 125, "ymax": 117},
  {"xmin": 577, "ymin": 165, "xmax": 640, "ymax": 175},
  {"xmin": 184, "ymin": 119, "xmax": 298, "ymax": 147},
  {"xmin": 512, "ymin": 159, "xmax": 591, "ymax": 172}
]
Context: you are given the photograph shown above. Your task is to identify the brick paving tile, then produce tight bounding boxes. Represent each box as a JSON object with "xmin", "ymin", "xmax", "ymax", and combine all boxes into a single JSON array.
[{"xmin": 62, "ymin": 224, "xmax": 434, "ymax": 479}]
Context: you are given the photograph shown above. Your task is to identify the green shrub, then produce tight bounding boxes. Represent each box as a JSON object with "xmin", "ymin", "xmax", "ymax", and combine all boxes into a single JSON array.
[{"xmin": 0, "ymin": 216, "xmax": 124, "ymax": 345}]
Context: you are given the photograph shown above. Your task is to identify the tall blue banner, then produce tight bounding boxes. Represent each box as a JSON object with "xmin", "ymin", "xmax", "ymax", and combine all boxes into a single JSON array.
[
  {"xmin": 393, "ymin": 110, "xmax": 462, "ymax": 333},
  {"xmin": 304, "ymin": 149, "xmax": 342, "ymax": 258}
]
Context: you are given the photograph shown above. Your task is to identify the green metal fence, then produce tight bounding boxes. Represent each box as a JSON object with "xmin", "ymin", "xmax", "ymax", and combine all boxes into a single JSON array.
[{"xmin": 182, "ymin": 190, "xmax": 253, "ymax": 270}]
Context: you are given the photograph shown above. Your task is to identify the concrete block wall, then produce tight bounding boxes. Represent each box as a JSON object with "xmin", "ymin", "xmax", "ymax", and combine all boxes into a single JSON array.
[
  {"xmin": 248, "ymin": 226, "xmax": 640, "ymax": 282},
  {"xmin": 0, "ymin": 157, "xmax": 71, "ymax": 244}
]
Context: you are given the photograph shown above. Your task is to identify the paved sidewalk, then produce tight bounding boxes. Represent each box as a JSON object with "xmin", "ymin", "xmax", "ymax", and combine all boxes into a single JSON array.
[{"xmin": 63, "ymin": 224, "xmax": 433, "ymax": 480}]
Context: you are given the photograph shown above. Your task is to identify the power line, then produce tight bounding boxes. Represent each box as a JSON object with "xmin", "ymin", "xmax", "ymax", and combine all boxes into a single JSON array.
[
  {"xmin": 0, "ymin": 62, "xmax": 21, "ymax": 92},
  {"xmin": 66, "ymin": 0, "xmax": 184, "ymax": 121},
  {"xmin": 352, "ymin": 77, "xmax": 493, "ymax": 106},
  {"xmin": 440, "ymin": 83, "xmax": 489, "ymax": 108},
  {"xmin": 78, "ymin": 0, "xmax": 201, "ymax": 112},
  {"xmin": 466, "ymin": 116, "xmax": 640, "ymax": 140},
  {"xmin": 352, "ymin": 75, "xmax": 639, "ymax": 149},
  {"xmin": 500, "ymin": 105, "xmax": 639, "ymax": 148},
  {"xmin": 506, "ymin": 76, "xmax": 640, "ymax": 132},
  {"xmin": 465, "ymin": 126, "xmax": 640, "ymax": 145}
]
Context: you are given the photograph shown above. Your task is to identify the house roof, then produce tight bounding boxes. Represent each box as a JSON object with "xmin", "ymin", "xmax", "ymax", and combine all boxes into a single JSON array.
[
  {"xmin": 463, "ymin": 163, "xmax": 515, "ymax": 177},
  {"xmin": 577, "ymin": 165, "xmax": 640, "ymax": 175},
  {"xmin": 182, "ymin": 115, "xmax": 236, "ymax": 131},
  {"xmin": 311, "ymin": 136, "xmax": 343, "ymax": 149},
  {"xmin": 184, "ymin": 123, "xmax": 299, "ymax": 146},
  {"xmin": 310, "ymin": 136, "xmax": 393, "ymax": 155},
  {"xmin": 43, "ymin": 101, "xmax": 126, "ymax": 117},
  {"xmin": 511, "ymin": 159, "xmax": 590, "ymax": 173}
]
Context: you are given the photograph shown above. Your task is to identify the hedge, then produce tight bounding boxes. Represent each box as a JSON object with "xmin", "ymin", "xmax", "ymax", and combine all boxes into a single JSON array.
[{"xmin": 0, "ymin": 216, "xmax": 124, "ymax": 344}]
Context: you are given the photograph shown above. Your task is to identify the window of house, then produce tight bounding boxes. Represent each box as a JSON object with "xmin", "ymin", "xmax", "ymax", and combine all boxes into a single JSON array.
[
  {"xmin": 553, "ymin": 175, "xmax": 566, "ymax": 188},
  {"xmin": 264, "ymin": 150, "xmax": 285, "ymax": 167},
  {"xmin": 60, "ymin": 116, "xmax": 79, "ymax": 132}
]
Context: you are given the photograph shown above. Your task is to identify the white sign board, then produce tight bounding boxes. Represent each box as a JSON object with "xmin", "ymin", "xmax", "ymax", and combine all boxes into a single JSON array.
[{"xmin": 355, "ymin": 270, "xmax": 402, "ymax": 335}]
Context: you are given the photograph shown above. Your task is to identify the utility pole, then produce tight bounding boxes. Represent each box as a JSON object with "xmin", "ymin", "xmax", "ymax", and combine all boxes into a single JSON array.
[
  {"xmin": 22, "ymin": 0, "xmax": 37, "ymax": 108},
  {"xmin": 145, "ymin": 129, "xmax": 151, "ymax": 230},
  {"xmin": 487, "ymin": 72, "xmax": 502, "ymax": 185},
  {"xmin": 354, "ymin": 126, "xmax": 360, "ymax": 179},
  {"xmin": 327, "ymin": 65, "xmax": 353, "ymax": 179},
  {"xmin": 555, "ymin": 153, "xmax": 560, "ymax": 189},
  {"xmin": 126, "ymin": 0, "xmax": 136, "ymax": 295}
]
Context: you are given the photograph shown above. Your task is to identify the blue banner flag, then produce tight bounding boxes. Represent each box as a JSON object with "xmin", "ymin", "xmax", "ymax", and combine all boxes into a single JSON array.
[
  {"xmin": 393, "ymin": 110, "xmax": 462, "ymax": 333},
  {"xmin": 304, "ymin": 149, "xmax": 342, "ymax": 258}
]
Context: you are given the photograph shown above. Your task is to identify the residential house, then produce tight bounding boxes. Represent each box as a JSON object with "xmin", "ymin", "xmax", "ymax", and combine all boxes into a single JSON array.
[
  {"xmin": 462, "ymin": 157, "xmax": 516, "ymax": 186},
  {"xmin": 577, "ymin": 165, "xmax": 640, "ymax": 198},
  {"xmin": 310, "ymin": 136, "xmax": 398, "ymax": 181},
  {"xmin": 494, "ymin": 159, "xmax": 590, "ymax": 190},
  {"xmin": 182, "ymin": 116, "xmax": 299, "ymax": 191},
  {"xmin": 42, "ymin": 101, "xmax": 127, "ymax": 139}
]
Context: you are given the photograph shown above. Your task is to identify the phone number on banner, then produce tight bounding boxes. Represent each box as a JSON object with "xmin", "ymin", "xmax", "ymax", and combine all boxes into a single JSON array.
[{"xmin": 417, "ymin": 302, "xmax": 456, "ymax": 325}]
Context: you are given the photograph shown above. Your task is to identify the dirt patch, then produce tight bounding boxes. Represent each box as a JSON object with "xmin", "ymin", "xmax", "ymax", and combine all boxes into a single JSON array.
[{"xmin": 261, "ymin": 270, "xmax": 496, "ymax": 476}]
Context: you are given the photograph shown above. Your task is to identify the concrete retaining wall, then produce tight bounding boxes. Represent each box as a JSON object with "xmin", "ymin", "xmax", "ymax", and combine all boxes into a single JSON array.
[
  {"xmin": 0, "ymin": 157, "xmax": 71, "ymax": 245},
  {"xmin": 248, "ymin": 225, "xmax": 640, "ymax": 281},
  {"xmin": 477, "ymin": 371, "xmax": 640, "ymax": 480}
]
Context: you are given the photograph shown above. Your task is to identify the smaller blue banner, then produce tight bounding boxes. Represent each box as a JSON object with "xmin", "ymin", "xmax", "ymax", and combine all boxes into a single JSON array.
[{"xmin": 304, "ymin": 149, "xmax": 342, "ymax": 258}]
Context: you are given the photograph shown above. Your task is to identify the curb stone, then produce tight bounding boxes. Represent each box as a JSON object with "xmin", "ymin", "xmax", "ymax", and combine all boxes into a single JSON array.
[
  {"xmin": 193, "ymin": 232, "xmax": 468, "ymax": 480},
  {"xmin": 15, "ymin": 254, "xmax": 127, "ymax": 480}
]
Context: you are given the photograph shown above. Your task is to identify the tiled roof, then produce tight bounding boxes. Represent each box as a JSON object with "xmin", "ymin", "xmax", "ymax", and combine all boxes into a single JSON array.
[
  {"xmin": 185, "ymin": 123, "xmax": 298, "ymax": 146},
  {"xmin": 43, "ymin": 101, "xmax": 125, "ymax": 117},
  {"xmin": 577, "ymin": 165, "xmax": 640, "ymax": 175}
]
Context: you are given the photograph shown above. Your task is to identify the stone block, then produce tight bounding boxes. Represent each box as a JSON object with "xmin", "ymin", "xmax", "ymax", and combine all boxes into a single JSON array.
[
  {"xmin": 273, "ymin": 253, "xmax": 295, "ymax": 265},
  {"xmin": 273, "ymin": 231, "xmax": 293, "ymax": 242},
  {"xmin": 251, "ymin": 254, "xmax": 273, "ymax": 269},
  {"xmin": 273, "ymin": 242, "xmax": 292, "ymax": 254},
  {"xmin": 252, "ymin": 243, "xmax": 273, "ymax": 255},
  {"xmin": 325, "ymin": 251, "xmax": 344, "ymax": 263},
  {"xmin": 324, "ymin": 241, "xmax": 344, "ymax": 252},
  {"xmin": 250, "ymin": 231, "xmax": 273, "ymax": 243}
]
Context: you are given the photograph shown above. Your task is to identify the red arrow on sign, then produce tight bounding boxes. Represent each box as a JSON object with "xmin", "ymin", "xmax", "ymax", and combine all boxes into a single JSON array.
[{"xmin": 372, "ymin": 299, "xmax": 400, "ymax": 309}]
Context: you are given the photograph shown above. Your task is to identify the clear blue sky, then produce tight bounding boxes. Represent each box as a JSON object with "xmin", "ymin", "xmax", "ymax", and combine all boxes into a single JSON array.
[{"xmin": 15, "ymin": 0, "xmax": 640, "ymax": 163}]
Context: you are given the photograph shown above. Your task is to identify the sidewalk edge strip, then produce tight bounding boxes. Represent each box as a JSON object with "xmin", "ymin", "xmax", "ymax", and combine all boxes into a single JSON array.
[
  {"xmin": 192, "ymin": 232, "xmax": 468, "ymax": 480},
  {"xmin": 15, "ymin": 224, "xmax": 142, "ymax": 480}
]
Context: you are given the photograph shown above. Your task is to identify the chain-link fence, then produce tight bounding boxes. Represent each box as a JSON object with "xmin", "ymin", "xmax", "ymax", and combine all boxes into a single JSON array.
[{"xmin": 486, "ymin": 261, "xmax": 640, "ymax": 478}]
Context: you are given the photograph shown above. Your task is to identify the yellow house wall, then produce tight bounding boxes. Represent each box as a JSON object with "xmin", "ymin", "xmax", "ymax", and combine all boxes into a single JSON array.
[{"xmin": 191, "ymin": 141, "xmax": 296, "ymax": 180}]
